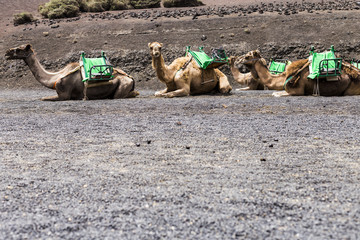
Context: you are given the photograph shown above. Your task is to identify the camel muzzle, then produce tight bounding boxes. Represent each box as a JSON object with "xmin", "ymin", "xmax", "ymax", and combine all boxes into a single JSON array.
[{"xmin": 4, "ymin": 51, "xmax": 13, "ymax": 60}]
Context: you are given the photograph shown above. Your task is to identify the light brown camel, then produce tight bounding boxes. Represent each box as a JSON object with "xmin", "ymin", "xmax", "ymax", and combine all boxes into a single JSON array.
[
  {"xmin": 5, "ymin": 44, "xmax": 138, "ymax": 101},
  {"xmin": 228, "ymin": 56, "xmax": 264, "ymax": 90},
  {"xmin": 148, "ymin": 42, "xmax": 232, "ymax": 97},
  {"xmin": 237, "ymin": 50, "xmax": 288, "ymax": 91},
  {"xmin": 238, "ymin": 50, "xmax": 360, "ymax": 96}
]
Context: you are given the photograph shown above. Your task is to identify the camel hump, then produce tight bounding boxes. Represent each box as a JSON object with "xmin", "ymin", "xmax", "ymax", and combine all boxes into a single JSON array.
[{"xmin": 286, "ymin": 59, "xmax": 309, "ymax": 77}]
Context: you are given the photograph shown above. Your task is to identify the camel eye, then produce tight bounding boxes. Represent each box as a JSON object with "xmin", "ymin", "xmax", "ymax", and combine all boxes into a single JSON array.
[{"xmin": 150, "ymin": 47, "xmax": 153, "ymax": 50}]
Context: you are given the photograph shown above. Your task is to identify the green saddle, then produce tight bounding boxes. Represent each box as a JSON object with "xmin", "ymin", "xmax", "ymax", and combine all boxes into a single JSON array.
[
  {"xmin": 186, "ymin": 46, "xmax": 228, "ymax": 69},
  {"xmin": 351, "ymin": 60, "xmax": 360, "ymax": 69},
  {"xmin": 269, "ymin": 59, "xmax": 290, "ymax": 74},
  {"xmin": 308, "ymin": 45, "xmax": 342, "ymax": 79},
  {"xmin": 80, "ymin": 51, "xmax": 114, "ymax": 82}
]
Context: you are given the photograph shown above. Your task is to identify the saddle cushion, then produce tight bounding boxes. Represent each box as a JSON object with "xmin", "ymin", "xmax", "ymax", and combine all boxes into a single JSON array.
[
  {"xmin": 308, "ymin": 50, "xmax": 337, "ymax": 79},
  {"xmin": 187, "ymin": 46, "xmax": 228, "ymax": 69},
  {"xmin": 269, "ymin": 60, "xmax": 287, "ymax": 74}
]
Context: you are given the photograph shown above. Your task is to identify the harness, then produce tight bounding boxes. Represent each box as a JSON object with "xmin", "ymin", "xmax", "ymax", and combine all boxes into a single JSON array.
[{"xmin": 283, "ymin": 61, "xmax": 310, "ymax": 90}]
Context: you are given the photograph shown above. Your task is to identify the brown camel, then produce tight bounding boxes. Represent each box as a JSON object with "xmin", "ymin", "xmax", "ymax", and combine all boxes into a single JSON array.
[
  {"xmin": 238, "ymin": 50, "xmax": 360, "ymax": 96},
  {"xmin": 148, "ymin": 42, "xmax": 232, "ymax": 97},
  {"xmin": 228, "ymin": 56, "xmax": 264, "ymax": 90},
  {"xmin": 5, "ymin": 44, "xmax": 138, "ymax": 101}
]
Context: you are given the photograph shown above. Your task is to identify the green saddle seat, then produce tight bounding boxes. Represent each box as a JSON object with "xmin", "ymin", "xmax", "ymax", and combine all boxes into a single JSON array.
[
  {"xmin": 80, "ymin": 51, "xmax": 114, "ymax": 82},
  {"xmin": 308, "ymin": 45, "xmax": 342, "ymax": 79},
  {"xmin": 186, "ymin": 46, "xmax": 228, "ymax": 69},
  {"xmin": 351, "ymin": 60, "xmax": 360, "ymax": 69},
  {"xmin": 269, "ymin": 59, "xmax": 290, "ymax": 74}
]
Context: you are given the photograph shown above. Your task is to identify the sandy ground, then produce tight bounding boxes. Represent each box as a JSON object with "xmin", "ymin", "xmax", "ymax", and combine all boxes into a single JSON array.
[{"xmin": 1, "ymin": 88, "xmax": 360, "ymax": 239}]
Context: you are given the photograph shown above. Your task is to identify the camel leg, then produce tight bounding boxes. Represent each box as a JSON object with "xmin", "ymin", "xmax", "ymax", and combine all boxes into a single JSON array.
[
  {"xmin": 236, "ymin": 86, "xmax": 251, "ymax": 91},
  {"xmin": 158, "ymin": 73, "xmax": 190, "ymax": 98},
  {"xmin": 159, "ymin": 89, "xmax": 189, "ymax": 98},
  {"xmin": 155, "ymin": 88, "xmax": 168, "ymax": 97},
  {"xmin": 272, "ymin": 91, "xmax": 290, "ymax": 97},
  {"xmin": 41, "ymin": 95, "xmax": 61, "ymax": 101},
  {"xmin": 113, "ymin": 77, "xmax": 137, "ymax": 99},
  {"xmin": 216, "ymin": 69, "xmax": 232, "ymax": 93}
]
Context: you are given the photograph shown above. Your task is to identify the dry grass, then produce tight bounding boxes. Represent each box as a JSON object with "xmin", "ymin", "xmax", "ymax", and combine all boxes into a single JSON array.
[
  {"xmin": 39, "ymin": 0, "xmax": 164, "ymax": 18},
  {"xmin": 13, "ymin": 12, "xmax": 36, "ymax": 25},
  {"xmin": 163, "ymin": 0, "xmax": 204, "ymax": 8}
]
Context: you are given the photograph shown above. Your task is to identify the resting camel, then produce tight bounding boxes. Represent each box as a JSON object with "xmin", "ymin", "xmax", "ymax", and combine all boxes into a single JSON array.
[
  {"xmin": 238, "ymin": 50, "xmax": 360, "ymax": 96},
  {"xmin": 148, "ymin": 42, "xmax": 232, "ymax": 97},
  {"xmin": 5, "ymin": 44, "xmax": 138, "ymax": 101},
  {"xmin": 228, "ymin": 56, "xmax": 264, "ymax": 90}
]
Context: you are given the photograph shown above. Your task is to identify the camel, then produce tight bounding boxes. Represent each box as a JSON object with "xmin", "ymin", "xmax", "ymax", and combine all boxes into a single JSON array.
[
  {"xmin": 238, "ymin": 50, "xmax": 360, "ymax": 96},
  {"xmin": 228, "ymin": 56, "xmax": 264, "ymax": 90},
  {"xmin": 5, "ymin": 44, "xmax": 138, "ymax": 101},
  {"xmin": 148, "ymin": 42, "xmax": 232, "ymax": 97}
]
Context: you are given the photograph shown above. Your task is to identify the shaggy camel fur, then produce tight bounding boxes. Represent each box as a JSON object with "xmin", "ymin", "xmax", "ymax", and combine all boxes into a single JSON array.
[
  {"xmin": 228, "ymin": 56, "xmax": 264, "ymax": 90},
  {"xmin": 238, "ymin": 50, "xmax": 360, "ymax": 96},
  {"xmin": 5, "ymin": 44, "xmax": 138, "ymax": 101},
  {"xmin": 148, "ymin": 42, "xmax": 232, "ymax": 97}
]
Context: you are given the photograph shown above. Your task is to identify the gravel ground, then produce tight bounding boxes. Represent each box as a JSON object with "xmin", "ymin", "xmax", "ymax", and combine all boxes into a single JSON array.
[{"xmin": 1, "ymin": 89, "xmax": 359, "ymax": 239}]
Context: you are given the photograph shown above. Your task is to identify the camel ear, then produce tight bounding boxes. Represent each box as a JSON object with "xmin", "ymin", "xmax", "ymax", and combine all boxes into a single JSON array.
[
  {"xmin": 254, "ymin": 50, "xmax": 261, "ymax": 57},
  {"xmin": 25, "ymin": 44, "xmax": 32, "ymax": 50},
  {"xmin": 148, "ymin": 42, "xmax": 152, "ymax": 47},
  {"xmin": 159, "ymin": 43, "xmax": 163, "ymax": 47}
]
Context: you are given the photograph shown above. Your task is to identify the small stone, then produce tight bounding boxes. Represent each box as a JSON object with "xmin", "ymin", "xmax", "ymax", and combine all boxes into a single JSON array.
[
  {"xmin": 260, "ymin": 158, "xmax": 266, "ymax": 162},
  {"xmin": 43, "ymin": 32, "xmax": 49, "ymax": 37},
  {"xmin": 244, "ymin": 28, "xmax": 250, "ymax": 34}
]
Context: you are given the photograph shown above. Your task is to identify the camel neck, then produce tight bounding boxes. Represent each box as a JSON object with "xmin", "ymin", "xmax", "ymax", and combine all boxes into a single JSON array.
[
  {"xmin": 24, "ymin": 53, "xmax": 58, "ymax": 89},
  {"xmin": 152, "ymin": 55, "xmax": 172, "ymax": 83},
  {"xmin": 229, "ymin": 62, "xmax": 242, "ymax": 81},
  {"xmin": 253, "ymin": 61, "xmax": 285, "ymax": 90}
]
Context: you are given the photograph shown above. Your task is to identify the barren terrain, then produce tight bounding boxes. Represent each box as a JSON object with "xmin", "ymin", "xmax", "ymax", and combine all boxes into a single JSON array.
[{"xmin": 1, "ymin": 0, "xmax": 360, "ymax": 239}]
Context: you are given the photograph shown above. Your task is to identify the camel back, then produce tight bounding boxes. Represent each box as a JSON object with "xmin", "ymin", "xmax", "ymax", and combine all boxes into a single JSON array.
[{"xmin": 186, "ymin": 46, "xmax": 228, "ymax": 69}]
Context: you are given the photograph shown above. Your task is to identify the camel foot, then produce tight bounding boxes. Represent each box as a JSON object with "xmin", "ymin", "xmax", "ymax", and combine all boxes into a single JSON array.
[
  {"xmin": 154, "ymin": 91, "xmax": 163, "ymax": 97},
  {"xmin": 128, "ymin": 91, "xmax": 139, "ymax": 98},
  {"xmin": 235, "ymin": 87, "xmax": 251, "ymax": 91},
  {"xmin": 41, "ymin": 95, "xmax": 60, "ymax": 101},
  {"xmin": 219, "ymin": 85, "xmax": 232, "ymax": 94},
  {"xmin": 272, "ymin": 91, "xmax": 290, "ymax": 97}
]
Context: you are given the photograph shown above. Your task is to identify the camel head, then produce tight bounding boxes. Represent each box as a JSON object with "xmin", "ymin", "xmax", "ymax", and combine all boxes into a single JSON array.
[
  {"xmin": 238, "ymin": 50, "xmax": 265, "ymax": 67},
  {"xmin": 148, "ymin": 42, "xmax": 163, "ymax": 58},
  {"xmin": 5, "ymin": 44, "xmax": 34, "ymax": 60}
]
